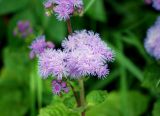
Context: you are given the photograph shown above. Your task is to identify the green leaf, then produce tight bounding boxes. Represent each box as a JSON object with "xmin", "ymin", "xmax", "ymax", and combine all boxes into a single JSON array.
[
  {"xmin": 83, "ymin": 0, "xmax": 106, "ymax": 22},
  {"xmin": 142, "ymin": 63, "xmax": 160, "ymax": 94},
  {"xmin": 38, "ymin": 103, "xmax": 80, "ymax": 116},
  {"xmin": 0, "ymin": 0, "xmax": 29, "ymax": 15},
  {"xmin": 86, "ymin": 91, "xmax": 149, "ymax": 116},
  {"xmin": 86, "ymin": 90, "xmax": 108, "ymax": 106},
  {"xmin": 152, "ymin": 99, "xmax": 160, "ymax": 116}
]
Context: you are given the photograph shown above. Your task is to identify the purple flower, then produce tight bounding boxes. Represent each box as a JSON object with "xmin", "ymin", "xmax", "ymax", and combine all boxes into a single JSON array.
[
  {"xmin": 62, "ymin": 30, "xmax": 115, "ymax": 79},
  {"xmin": 43, "ymin": 0, "xmax": 83, "ymax": 21},
  {"xmin": 38, "ymin": 49, "xmax": 68, "ymax": 79},
  {"xmin": 145, "ymin": 16, "xmax": 160, "ymax": 60},
  {"xmin": 29, "ymin": 36, "xmax": 55, "ymax": 59},
  {"xmin": 153, "ymin": 0, "xmax": 160, "ymax": 10},
  {"xmin": 37, "ymin": 30, "xmax": 115, "ymax": 79},
  {"xmin": 13, "ymin": 20, "xmax": 33, "ymax": 38},
  {"xmin": 52, "ymin": 80, "xmax": 69, "ymax": 95}
]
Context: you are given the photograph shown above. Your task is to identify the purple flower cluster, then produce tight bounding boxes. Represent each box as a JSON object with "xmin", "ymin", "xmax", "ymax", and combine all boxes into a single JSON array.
[
  {"xmin": 13, "ymin": 20, "xmax": 33, "ymax": 38},
  {"xmin": 29, "ymin": 35, "xmax": 55, "ymax": 59},
  {"xmin": 153, "ymin": 0, "xmax": 160, "ymax": 10},
  {"xmin": 144, "ymin": 0, "xmax": 160, "ymax": 10},
  {"xmin": 38, "ymin": 30, "xmax": 115, "ymax": 80},
  {"xmin": 43, "ymin": 0, "xmax": 83, "ymax": 21},
  {"xmin": 63, "ymin": 30, "xmax": 114, "ymax": 78},
  {"xmin": 52, "ymin": 80, "xmax": 69, "ymax": 95},
  {"xmin": 145, "ymin": 16, "xmax": 160, "ymax": 60},
  {"xmin": 38, "ymin": 49, "xmax": 68, "ymax": 79}
]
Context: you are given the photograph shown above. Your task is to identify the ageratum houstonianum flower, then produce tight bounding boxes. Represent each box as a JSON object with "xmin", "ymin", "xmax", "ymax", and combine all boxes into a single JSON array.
[
  {"xmin": 144, "ymin": 16, "xmax": 160, "ymax": 60},
  {"xmin": 29, "ymin": 35, "xmax": 55, "ymax": 59},
  {"xmin": 38, "ymin": 49, "xmax": 68, "ymax": 79},
  {"xmin": 153, "ymin": 0, "xmax": 160, "ymax": 10},
  {"xmin": 13, "ymin": 20, "xmax": 33, "ymax": 38},
  {"xmin": 43, "ymin": 0, "xmax": 83, "ymax": 21},
  {"xmin": 38, "ymin": 30, "xmax": 115, "ymax": 80},
  {"xmin": 62, "ymin": 30, "xmax": 115, "ymax": 79},
  {"xmin": 52, "ymin": 80, "xmax": 69, "ymax": 95}
]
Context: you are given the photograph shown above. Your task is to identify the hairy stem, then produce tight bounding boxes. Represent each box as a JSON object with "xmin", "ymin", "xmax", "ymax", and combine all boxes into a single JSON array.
[
  {"xmin": 66, "ymin": 19, "xmax": 72, "ymax": 34},
  {"xmin": 69, "ymin": 83, "xmax": 81, "ymax": 107},
  {"xmin": 79, "ymin": 79, "xmax": 85, "ymax": 116}
]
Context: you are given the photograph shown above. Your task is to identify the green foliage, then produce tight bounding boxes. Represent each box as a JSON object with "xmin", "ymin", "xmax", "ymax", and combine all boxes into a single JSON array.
[
  {"xmin": 86, "ymin": 91, "xmax": 149, "ymax": 116},
  {"xmin": 142, "ymin": 63, "xmax": 160, "ymax": 93},
  {"xmin": 152, "ymin": 99, "xmax": 160, "ymax": 116},
  {"xmin": 0, "ymin": 0, "xmax": 29, "ymax": 15},
  {"xmin": 38, "ymin": 103, "xmax": 80, "ymax": 116},
  {"xmin": 84, "ymin": 0, "xmax": 106, "ymax": 22},
  {"xmin": 46, "ymin": 17, "xmax": 66, "ymax": 44},
  {"xmin": 86, "ymin": 90, "xmax": 108, "ymax": 106}
]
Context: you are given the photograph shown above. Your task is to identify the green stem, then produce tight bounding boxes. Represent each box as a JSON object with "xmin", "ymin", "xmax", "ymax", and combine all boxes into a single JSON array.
[
  {"xmin": 79, "ymin": 79, "xmax": 85, "ymax": 116},
  {"xmin": 69, "ymin": 82, "xmax": 81, "ymax": 107}
]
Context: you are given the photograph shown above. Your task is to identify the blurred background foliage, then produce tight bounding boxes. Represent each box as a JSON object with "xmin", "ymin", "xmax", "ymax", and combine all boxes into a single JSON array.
[{"xmin": 0, "ymin": 0, "xmax": 160, "ymax": 116}]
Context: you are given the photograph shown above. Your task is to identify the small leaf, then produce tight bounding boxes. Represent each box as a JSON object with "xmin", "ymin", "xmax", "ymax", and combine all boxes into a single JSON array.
[{"xmin": 86, "ymin": 90, "xmax": 108, "ymax": 106}]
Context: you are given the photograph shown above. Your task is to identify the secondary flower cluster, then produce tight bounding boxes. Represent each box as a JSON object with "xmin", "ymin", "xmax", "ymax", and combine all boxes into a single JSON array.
[
  {"xmin": 38, "ymin": 30, "xmax": 115, "ymax": 80},
  {"xmin": 29, "ymin": 35, "xmax": 55, "ymax": 59},
  {"xmin": 43, "ymin": 0, "xmax": 83, "ymax": 21},
  {"xmin": 144, "ymin": 16, "xmax": 160, "ymax": 60},
  {"xmin": 153, "ymin": 0, "xmax": 160, "ymax": 10},
  {"xmin": 144, "ymin": 0, "xmax": 160, "ymax": 10},
  {"xmin": 52, "ymin": 80, "xmax": 69, "ymax": 95},
  {"xmin": 13, "ymin": 20, "xmax": 33, "ymax": 38}
]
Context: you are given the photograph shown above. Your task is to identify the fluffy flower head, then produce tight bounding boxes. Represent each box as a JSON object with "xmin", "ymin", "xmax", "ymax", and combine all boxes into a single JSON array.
[
  {"xmin": 62, "ymin": 30, "xmax": 115, "ymax": 79},
  {"xmin": 38, "ymin": 49, "xmax": 68, "ymax": 79},
  {"xmin": 145, "ymin": 16, "xmax": 160, "ymax": 60},
  {"xmin": 153, "ymin": 0, "xmax": 160, "ymax": 10}
]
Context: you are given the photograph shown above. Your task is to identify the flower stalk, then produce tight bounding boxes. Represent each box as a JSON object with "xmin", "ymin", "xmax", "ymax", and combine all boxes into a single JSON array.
[
  {"xmin": 79, "ymin": 79, "xmax": 85, "ymax": 116},
  {"xmin": 66, "ymin": 19, "xmax": 73, "ymax": 34}
]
